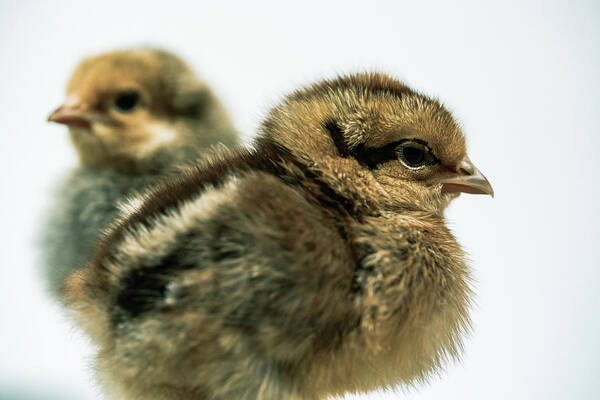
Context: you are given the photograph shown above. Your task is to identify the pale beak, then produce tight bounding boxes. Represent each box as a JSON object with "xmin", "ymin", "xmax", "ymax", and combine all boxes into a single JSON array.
[
  {"xmin": 439, "ymin": 158, "xmax": 494, "ymax": 197},
  {"xmin": 48, "ymin": 105, "xmax": 93, "ymax": 128}
]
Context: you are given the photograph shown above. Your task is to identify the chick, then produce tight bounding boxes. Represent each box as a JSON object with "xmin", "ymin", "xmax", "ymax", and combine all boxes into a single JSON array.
[
  {"xmin": 41, "ymin": 48, "xmax": 238, "ymax": 301},
  {"xmin": 66, "ymin": 73, "xmax": 493, "ymax": 400}
]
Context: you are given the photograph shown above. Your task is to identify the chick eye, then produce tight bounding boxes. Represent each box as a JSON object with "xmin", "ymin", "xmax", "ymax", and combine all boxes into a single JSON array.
[
  {"xmin": 398, "ymin": 142, "xmax": 436, "ymax": 169},
  {"xmin": 113, "ymin": 91, "xmax": 141, "ymax": 113}
]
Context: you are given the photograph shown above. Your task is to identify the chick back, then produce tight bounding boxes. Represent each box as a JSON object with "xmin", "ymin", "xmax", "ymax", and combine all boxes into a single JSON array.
[{"xmin": 68, "ymin": 167, "xmax": 359, "ymax": 400}]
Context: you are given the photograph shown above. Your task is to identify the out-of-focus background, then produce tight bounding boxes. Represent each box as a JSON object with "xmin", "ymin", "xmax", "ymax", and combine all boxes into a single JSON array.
[{"xmin": 1, "ymin": 1, "xmax": 598, "ymax": 399}]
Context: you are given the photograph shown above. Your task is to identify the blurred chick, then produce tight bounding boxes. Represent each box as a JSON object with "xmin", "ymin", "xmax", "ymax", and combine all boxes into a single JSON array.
[
  {"xmin": 41, "ymin": 48, "xmax": 238, "ymax": 301},
  {"xmin": 66, "ymin": 73, "xmax": 493, "ymax": 400}
]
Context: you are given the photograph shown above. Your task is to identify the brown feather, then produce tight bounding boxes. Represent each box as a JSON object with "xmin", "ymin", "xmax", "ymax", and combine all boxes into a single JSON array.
[{"xmin": 66, "ymin": 72, "xmax": 480, "ymax": 400}]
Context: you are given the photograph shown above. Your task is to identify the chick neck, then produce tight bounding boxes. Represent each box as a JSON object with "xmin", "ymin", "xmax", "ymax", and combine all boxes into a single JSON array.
[{"xmin": 74, "ymin": 141, "xmax": 187, "ymax": 176}]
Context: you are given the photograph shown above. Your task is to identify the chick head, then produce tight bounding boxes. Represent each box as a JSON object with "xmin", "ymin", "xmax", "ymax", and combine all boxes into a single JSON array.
[
  {"xmin": 260, "ymin": 72, "xmax": 493, "ymax": 214},
  {"xmin": 48, "ymin": 48, "xmax": 235, "ymax": 167}
]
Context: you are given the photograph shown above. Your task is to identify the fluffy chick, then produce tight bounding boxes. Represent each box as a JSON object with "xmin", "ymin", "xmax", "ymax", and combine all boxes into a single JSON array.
[
  {"xmin": 41, "ymin": 48, "xmax": 238, "ymax": 300},
  {"xmin": 66, "ymin": 73, "xmax": 493, "ymax": 400}
]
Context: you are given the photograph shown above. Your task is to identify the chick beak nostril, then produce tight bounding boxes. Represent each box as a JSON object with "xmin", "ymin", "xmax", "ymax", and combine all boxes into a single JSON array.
[
  {"xmin": 457, "ymin": 160, "xmax": 475, "ymax": 176},
  {"xmin": 440, "ymin": 158, "xmax": 494, "ymax": 196}
]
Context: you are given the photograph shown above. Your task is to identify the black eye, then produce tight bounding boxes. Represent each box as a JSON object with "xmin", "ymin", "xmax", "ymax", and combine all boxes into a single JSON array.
[
  {"xmin": 398, "ymin": 142, "xmax": 436, "ymax": 169},
  {"xmin": 113, "ymin": 91, "xmax": 140, "ymax": 113}
]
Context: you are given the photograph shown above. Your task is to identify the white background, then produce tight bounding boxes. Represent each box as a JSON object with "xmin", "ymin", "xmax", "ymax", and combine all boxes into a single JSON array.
[{"xmin": 0, "ymin": 1, "xmax": 598, "ymax": 399}]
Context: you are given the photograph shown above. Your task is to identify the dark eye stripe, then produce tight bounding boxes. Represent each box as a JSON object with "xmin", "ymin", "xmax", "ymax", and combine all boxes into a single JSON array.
[
  {"xmin": 357, "ymin": 139, "xmax": 439, "ymax": 169},
  {"xmin": 323, "ymin": 119, "xmax": 401, "ymax": 167},
  {"xmin": 323, "ymin": 120, "xmax": 439, "ymax": 169},
  {"xmin": 324, "ymin": 120, "xmax": 350, "ymax": 157},
  {"xmin": 353, "ymin": 141, "xmax": 403, "ymax": 169}
]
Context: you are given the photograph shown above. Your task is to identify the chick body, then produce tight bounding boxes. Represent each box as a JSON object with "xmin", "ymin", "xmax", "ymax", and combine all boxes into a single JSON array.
[
  {"xmin": 41, "ymin": 48, "xmax": 238, "ymax": 300},
  {"xmin": 67, "ymin": 73, "xmax": 492, "ymax": 399}
]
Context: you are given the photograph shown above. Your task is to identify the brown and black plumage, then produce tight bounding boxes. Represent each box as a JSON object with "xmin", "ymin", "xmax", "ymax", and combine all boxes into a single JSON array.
[
  {"xmin": 41, "ymin": 48, "xmax": 238, "ymax": 301},
  {"xmin": 66, "ymin": 73, "xmax": 493, "ymax": 400}
]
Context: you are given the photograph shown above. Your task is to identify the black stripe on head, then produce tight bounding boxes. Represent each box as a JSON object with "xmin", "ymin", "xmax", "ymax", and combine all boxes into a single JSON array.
[
  {"xmin": 353, "ymin": 141, "xmax": 402, "ymax": 169},
  {"xmin": 323, "ymin": 118, "xmax": 401, "ymax": 169},
  {"xmin": 322, "ymin": 121, "xmax": 439, "ymax": 170},
  {"xmin": 323, "ymin": 119, "xmax": 350, "ymax": 157},
  {"xmin": 353, "ymin": 138, "xmax": 439, "ymax": 169}
]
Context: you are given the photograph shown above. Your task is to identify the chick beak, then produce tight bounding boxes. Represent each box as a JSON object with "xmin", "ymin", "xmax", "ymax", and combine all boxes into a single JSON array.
[
  {"xmin": 48, "ymin": 98, "xmax": 93, "ymax": 129},
  {"xmin": 440, "ymin": 158, "xmax": 494, "ymax": 197}
]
